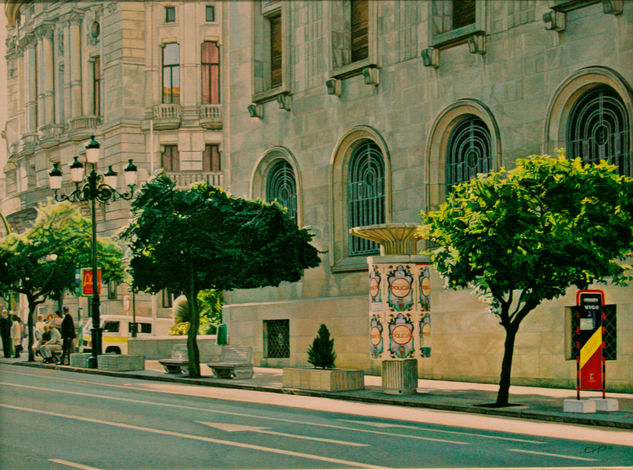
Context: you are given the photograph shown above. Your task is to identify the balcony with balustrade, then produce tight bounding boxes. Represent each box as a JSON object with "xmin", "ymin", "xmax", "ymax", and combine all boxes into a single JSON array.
[
  {"xmin": 153, "ymin": 104, "xmax": 182, "ymax": 130},
  {"xmin": 167, "ymin": 171, "xmax": 224, "ymax": 189},
  {"xmin": 68, "ymin": 115, "xmax": 100, "ymax": 141},
  {"xmin": 199, "ymin": 104, "xmax": 223, "ymax": 130},
  {"xmin": 39, "ymin": 123, "xmax": 65, "ymax": 148}
]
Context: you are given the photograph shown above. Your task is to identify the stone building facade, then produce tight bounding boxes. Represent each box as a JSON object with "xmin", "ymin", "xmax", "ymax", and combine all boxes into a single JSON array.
[
  {"xmin": 1, "ymin": 1, "xmax": 226, "ymax": 330},
  {"xmin": 223, "ymin": 0, "xmax": 633, "ymax": 391}
]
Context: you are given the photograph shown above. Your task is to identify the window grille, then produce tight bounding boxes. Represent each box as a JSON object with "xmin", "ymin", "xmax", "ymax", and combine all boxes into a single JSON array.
[
  {"xmin": 351, "ymin": 0, "xmax": 369, "ymax": 62},
  {"xmin": 266, "ymin": 160, "xmax": 297, "ymax": 222},
  {"xmin": 264, "ymin": 319, "xmax": 289, "ymax": 358},
  {"xmin": 446, "ymin": 115, "xmax": 491, "ymax": 193},
  {"xmin": 161, "ymin": 145, "xmax": 180, "ymax": 172},
  {"xmin": 566, "ymin": 85, "xmax": 631, "ymax": 177},
  {"xmin": 162, "ymin": 43, "xmax": 180, "ymax": 104},
  {"xmin": 348, "ymin": 141, "xmax": 385, "ymax": 256},
  {"xmin": 201, "ymin": 42, "xmax": 220, "ymax": 105},
  {"xmin": 269, "ymin": 14, "xmax": 282, "ymax": 88}
]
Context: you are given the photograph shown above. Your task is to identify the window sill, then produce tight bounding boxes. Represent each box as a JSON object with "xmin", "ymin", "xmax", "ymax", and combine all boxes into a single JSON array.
[
  {"xmin": 330, "ymin": 256, "xmax": 372, "ymax": 273},
  {"xmin": 329, "ymin": 58, "xmax": 377, "ymax": 81},
  {"xmin": 549, "ymin": 0, "xmax": 599, "ymax": 12},
  {"xmin": 252, "ymin": 86, "xmax": 290, "ymax": 104},
  {"xmin": 431, "ymin": 24, "xmax": 484, "ymax": 48}
]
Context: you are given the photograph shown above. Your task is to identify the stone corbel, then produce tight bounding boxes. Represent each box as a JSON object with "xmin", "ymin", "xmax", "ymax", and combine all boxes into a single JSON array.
[
  {"xmin": 277, "ymin": 93, "xmax": 292, "ymax": 111},
  {"xmin": 421, "ymin": 47, "xmax": 439, "ymax": 68},
  {"xmin": 467, "ymin": 34, "xmax": 486, "ymax": 55},
  {"xmin": 602, "ymin": 0, "xmax": 623, "ymax": 15},
  {"xmin": 543, "ymin": 10, "xmax": 566, "ymax": 32},
  {"xmin": 362, "ymin": 67, "xmax": 379, "ymax": 87},
  {"xmin": 248, "ymin": 104, "xmax": 263, "ymax": 119},
  {"xmin": 325, "ymin": 78, "xmax": 342, "ymax": 97}
]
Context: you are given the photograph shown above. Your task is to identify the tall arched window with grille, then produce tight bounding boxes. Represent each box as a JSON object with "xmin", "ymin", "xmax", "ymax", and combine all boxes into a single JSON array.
[
  {"xmin": 445, "ymin": 115, "xmax": 492, "ymax": 193},
  {"xmin": 566, "ymin": 85, "xmax": 631, "ymax": 177},
  {"xmin": 348, "ymin": 141, "xmax": 385, "ymax": 255},
  {"xmin": 266, "ymin": 160, "xmax": 297, "ymax": 222}
]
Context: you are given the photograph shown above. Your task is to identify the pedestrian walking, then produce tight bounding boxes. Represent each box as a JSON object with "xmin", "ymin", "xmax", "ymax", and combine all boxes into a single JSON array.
[
  {"xmin": 60, "ymin": 307, "xmax": 76, "ymax": 365},
  {"xmin": 10, "ymin": 315, "xmax": 23, "ymax": 358},
  {"xmin": 0, "ymin": 309, "xmax": 12, "ymax": 358}
]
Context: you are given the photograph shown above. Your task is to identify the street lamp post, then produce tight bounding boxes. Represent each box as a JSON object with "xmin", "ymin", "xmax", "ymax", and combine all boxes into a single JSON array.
[{"xmin": 48, "ymin": 136, "xmax": 137, "ymax": 368}]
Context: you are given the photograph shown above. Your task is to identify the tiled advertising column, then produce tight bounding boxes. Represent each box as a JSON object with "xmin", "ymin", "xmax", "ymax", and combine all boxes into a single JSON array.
[{"xmin": 351, "ymin": 224, "xmax": 430, "ymax": 395}]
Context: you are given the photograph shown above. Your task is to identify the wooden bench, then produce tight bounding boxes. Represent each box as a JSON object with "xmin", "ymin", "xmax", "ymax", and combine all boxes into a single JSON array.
[
  {"xmin": 208, "ymin": 345, "xmax": 253, "ymax": 379},
  {"xmin": 158, "ymin": 344, "xmax": 188, "ymax": 374}
]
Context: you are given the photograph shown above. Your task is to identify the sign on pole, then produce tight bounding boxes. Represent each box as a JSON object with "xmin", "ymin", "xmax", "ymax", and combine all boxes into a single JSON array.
[
  {"xmin": 80, "ymin": 268, "xmax": 102, "ymax": 296},
  {"xmin": 576, "ymin": 290, "xmax": 604, "ymax": 394}
]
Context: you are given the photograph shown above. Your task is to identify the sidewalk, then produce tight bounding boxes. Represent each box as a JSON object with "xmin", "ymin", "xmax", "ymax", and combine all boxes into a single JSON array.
[{"xmin": 3, "ymin": 356, "xmax": 633, "ymax": 430}]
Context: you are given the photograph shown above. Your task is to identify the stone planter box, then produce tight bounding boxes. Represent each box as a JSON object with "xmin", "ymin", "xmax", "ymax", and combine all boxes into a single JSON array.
[
  {"xmin": 97, "ymin": 354, "xmax": 145, "ymax": 371},
  {"xmin": 70, "ymin": 353, "xmax": 91, "ymax": 368},
  {"xmin": 382, "ymin": 358, "xmax": 418, "ymax": 395},
  {"xmin": 283, "ymin": 367, "xmax": 364, "ymax": 392}
]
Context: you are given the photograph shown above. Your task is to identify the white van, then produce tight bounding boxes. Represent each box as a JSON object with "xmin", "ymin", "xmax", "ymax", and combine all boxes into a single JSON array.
[{"xmin": 80, "ymin": 315, "xmax": 154, "ymax": 354}]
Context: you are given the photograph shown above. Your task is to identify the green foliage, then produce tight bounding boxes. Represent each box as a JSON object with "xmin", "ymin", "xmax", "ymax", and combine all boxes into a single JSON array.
[
  {"xmin": 422, "ymin": 154, "xmax": 633, "ymax": 404},
  {"xmin": 121, "ymin": 174, "xmax": 320, "ymax": 377},
  {"xmin": 170, "ymin": 289, "xmax": 223, "ymax": 335},
  {"xmin": 307, "ymin": 324, "xmax": 336, "ymax": 369},
  {"xmin": 168, "ymin": 322, "xmax": 191, "ymax": 336},
  {"xmin": 0, "ymin": 201, "xmax": 124, "ymax": 361}
]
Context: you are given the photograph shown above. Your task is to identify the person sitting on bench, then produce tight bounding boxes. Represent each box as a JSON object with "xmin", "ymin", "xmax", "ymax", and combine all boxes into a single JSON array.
[{"xmin": 40, "ymin": 325, "xmax": 62, "ymax": 363}]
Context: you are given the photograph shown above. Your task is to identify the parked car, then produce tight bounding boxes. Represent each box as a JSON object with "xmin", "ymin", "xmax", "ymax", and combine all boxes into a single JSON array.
[{"xmin": 81, "ymin": 315, "xmax": 153, "ymax": 354}]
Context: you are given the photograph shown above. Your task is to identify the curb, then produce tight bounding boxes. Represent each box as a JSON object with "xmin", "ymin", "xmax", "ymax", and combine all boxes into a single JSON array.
[{"xmin": 7, "ymin": 361, "xmax": 633, "ymax": 430}]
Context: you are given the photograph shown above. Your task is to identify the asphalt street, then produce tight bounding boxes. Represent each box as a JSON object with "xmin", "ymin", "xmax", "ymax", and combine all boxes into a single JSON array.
[{"xmin": 1, "ymin": 364, "xmax": 632, "ymax": 469}]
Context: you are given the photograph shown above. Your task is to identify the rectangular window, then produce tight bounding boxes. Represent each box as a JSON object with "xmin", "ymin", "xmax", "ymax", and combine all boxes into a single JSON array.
[
  {"xmin": 452, "ymin": 0, "xmax": 476, "ymax": 30},
  {"xmin": 161, "ymin": 145, "xmax": 180, "ymax": 172},
  {"xmin": 93, "ymin": 56, "xmax": 101, "ymax": 116},
  {"xmin": 165, "ymin": 6, "xmax": 176, "ymax": 23},
  {"xmin": 269, "ymin": 14, "xmax": 282, "ymax": 89},
  {"xmin": 350, "ymin": 0, "xmax": 368, "ymax": 63},
  {"xmin": 203, "ymin": 144, "xmax": 221, "ymax": 172},
  {"xmin": 162, "ymin": 43, "xmax": 180, "ymax": 104},
  {"xmin": 205, "ymin": 5, "xmax": 215, "ymax": 22},
  {"xmin": 263, "ymin": 319, "xmax": 290, "ymax": 358},
  {"xmin": 139, "ymin": 323, "xmax": 152, "ymax": 334},
  {"xmin": 161, "ymin": 289, "xmax": 174, "ymax": 308},
  {"xmin": 57, "ymin": 65, "xmax": 64, "ymax": 123},
  {"xmin": 201, "ymin": 42, "xmax": 220, "ymax": 105}
]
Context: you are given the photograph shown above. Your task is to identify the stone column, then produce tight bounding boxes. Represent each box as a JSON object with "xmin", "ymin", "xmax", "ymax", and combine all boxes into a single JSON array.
[
  {"xmin": 15, "ymin": 47, "xmax": 25, "ymax": 136},
  {"xmin": 22, "ymin": 34, "xmax": 37, "ymax": 133},
  {"xmin": 42, "ymin": 25, "xmax": 55, "ymax": 125},
  {"xmin": 69, "ymin": 14, "xmax": 83, "ymax": 118},
  {"xmin": 35, "ymin": 28, "xmax": 46, "ymax": 129},
  {"xmin": 63, "ymin": 21, "xmax": 72, "ymax": 124}
]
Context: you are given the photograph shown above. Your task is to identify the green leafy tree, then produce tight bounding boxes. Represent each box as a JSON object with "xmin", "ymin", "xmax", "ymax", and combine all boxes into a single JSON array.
[
  {"xmin": 122, "ymin": 175, "xmax": 320, "ymax": 377},
  {"xmin": 169, "ymin": 290, "xmax": 223, "ymax": 336},
  {"xmin": 307, "ymin": 324, "xmax": 336, "ymax": 369},
  {"xmin": 0, "ymin": 201, "xmax": 124, "ymax": 361},
  {"xmin": 423, "ymin": 155, "xmax": 633, "ymax": 406}
]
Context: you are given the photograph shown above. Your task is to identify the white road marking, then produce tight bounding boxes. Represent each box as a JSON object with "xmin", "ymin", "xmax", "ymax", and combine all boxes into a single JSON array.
[
  {"xmin": 339, "ymin": 419, "xmax": 544, "ymax": 444},
  {"xmin": 508, "ymin": 448, "xmax": 599, "ymax": 462},
  {"xmin": 1, "ymin": 382, "xmax": 467, "ymax": 445},
  {"xmin": 48, "ymin": 459, "xmax": 103, "ymax": 470},
  {"xmin": 1, "ymin": 404, "xmax": 384, "ymax": 469},
  {"xmin": 196, "ymin": 420, "xmax": 369, "ymax": 446}
]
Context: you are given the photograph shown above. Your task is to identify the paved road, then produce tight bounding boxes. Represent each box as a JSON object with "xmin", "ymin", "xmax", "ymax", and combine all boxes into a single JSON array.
[{"xmin": 1, "ymin": 364, "xmax": 632, "ymax": 469}]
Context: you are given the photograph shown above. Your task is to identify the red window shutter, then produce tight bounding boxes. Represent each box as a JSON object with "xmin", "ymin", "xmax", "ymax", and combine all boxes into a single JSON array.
[
  {"xmin": 203, "ymin": 144, "xmax": 221, "ymax": 172},
  {"xmin": 270, "ymin": 15, "xmax": 282, "ymax": 88},
  {"xmin": 162, "ymin": 145, "xmax": 180, "ymax": 172},
  {"xmin": 351, "ymin": 0, "xmax": 368, "ymax": 62}
]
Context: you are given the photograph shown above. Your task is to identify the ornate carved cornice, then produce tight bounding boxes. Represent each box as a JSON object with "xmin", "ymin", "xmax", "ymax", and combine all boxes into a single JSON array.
[{"xmin": 33, "ymin": 22, "xmax": 55, "ymax": 41}]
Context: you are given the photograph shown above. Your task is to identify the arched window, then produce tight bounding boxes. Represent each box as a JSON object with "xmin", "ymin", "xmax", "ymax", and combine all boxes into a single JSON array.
[
  {"xmin": 266, "ymin": 160, "xmax": 297, "ymax": 222},
  {"xmin": 567, "ymin": 85, "xmax": 631, "ymax": 176},
  {"xmin": 446, "ymin": 115, "xmax": 492, "ymax": 193},
  {"xmin": 348, "ymin": 140, "xmax": 385, "ymax": 255}
]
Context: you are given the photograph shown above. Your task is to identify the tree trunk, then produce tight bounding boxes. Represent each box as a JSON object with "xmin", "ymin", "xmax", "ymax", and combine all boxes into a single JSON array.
[
  {"xmin": 27, "ymin": 298, "xmax": 36, "ymax": 362},
  {"xmin": 496, "ymin": 324, "xmax": 518, "ymax": 406},
  {"xmin": 185, "ymin": 263, "xmax": 201, "ymax": 378}
]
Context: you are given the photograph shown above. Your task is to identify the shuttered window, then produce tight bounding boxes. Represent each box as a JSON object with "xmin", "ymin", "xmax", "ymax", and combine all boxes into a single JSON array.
[
  {"xmin": 203, "ymin": 144, "xmax": 221, "ymax": 172},
  {"xmin": 201, "ymin": 42, "xmax": 220, "ymax": 104},
  {"xmin": 270, "ymin": 14, "xmax": 282, "ymax": 88},
  {"xmin": 351, "ymin": 0, "xmax": 369, "ymax": 62},
  {"xmin": 452, "ymin": 0, "xmax": 476, "ymax": 30},
  {"xmin": 161, "ymin": 145, "xmax": 180, "ymax": 172}
]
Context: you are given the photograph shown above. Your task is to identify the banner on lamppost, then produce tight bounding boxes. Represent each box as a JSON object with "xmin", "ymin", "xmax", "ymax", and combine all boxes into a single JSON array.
[{"xmin": 80, "ymin": 268, "xmax": 102, "ymax": 296}]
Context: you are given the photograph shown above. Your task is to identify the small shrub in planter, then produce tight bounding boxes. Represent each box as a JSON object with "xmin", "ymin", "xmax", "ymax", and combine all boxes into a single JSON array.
[{"xmin": 307, "ymin": 324, "xmax": 336, "ymax": 369}]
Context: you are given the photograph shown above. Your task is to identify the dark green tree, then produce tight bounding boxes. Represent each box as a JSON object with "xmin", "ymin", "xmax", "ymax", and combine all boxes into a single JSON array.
[
  {"xmin": 0, "ymin": 201, "xmax": 124, "ymax": 361},
  {"xmin": 423, "ymin": 154, "xmax": 633, "ymax": 406},
  {"xmin": 121, "ymin": 175, "xmax": 320, "ymax": 377},
  {"xmin": 307, "ymin": 324, "xmax": 336, "ymax": 369}
]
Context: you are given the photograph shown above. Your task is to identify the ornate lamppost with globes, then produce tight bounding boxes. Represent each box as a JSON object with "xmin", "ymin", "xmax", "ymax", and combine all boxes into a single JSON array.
[{"xmin": 48, "ymin": 136, "xmax": 137, "ymax": 368}]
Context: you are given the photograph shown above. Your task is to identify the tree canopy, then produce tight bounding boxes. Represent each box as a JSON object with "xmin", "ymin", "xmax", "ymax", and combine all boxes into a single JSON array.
[
  {"xmin": 423, "ymin": 154, "xmax": 633, "ymax": 405},
  {"xmin": 121, "ymin": 175, "xmax": 320, "ymax": 377},
  {"xmin": 0, "ymin": 201, "xmax": 124, "ymax": 361}
]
